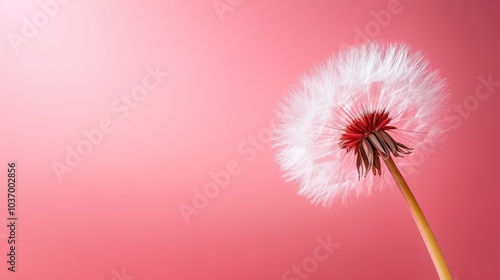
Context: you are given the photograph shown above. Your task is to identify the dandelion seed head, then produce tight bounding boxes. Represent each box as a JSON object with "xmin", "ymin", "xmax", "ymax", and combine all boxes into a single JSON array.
[{"xmin": 273, "ymin": 42, "xmax": 451, "ymax": 206}]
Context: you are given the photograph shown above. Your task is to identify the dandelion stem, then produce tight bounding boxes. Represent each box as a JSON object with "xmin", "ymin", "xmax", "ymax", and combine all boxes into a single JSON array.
[{"xmin": 383, "ymin": 156, "xmax": 452, "ymax": 280}]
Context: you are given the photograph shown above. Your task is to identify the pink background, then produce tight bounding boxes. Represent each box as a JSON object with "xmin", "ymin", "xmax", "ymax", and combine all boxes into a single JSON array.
[{"xmin": 1, "ymin": 0, "xmax": 499, "ymax": 279}]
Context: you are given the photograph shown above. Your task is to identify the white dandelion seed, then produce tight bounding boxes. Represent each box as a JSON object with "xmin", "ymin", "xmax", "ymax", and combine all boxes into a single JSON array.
[{"xmin": 274, "ymin": 42, "xmax": 454, "ymax": 280}]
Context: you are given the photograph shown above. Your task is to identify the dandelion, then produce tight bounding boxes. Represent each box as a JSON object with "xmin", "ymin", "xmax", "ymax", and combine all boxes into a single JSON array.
[{"xmin": 274, "ymin": 42, "xmax": 453, "ymax": 280}]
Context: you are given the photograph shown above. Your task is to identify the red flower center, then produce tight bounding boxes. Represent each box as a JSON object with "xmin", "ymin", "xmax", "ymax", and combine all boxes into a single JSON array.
[{"xmin": 339, "ymin": 110, "xmax": 412, "ymax": 177}]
